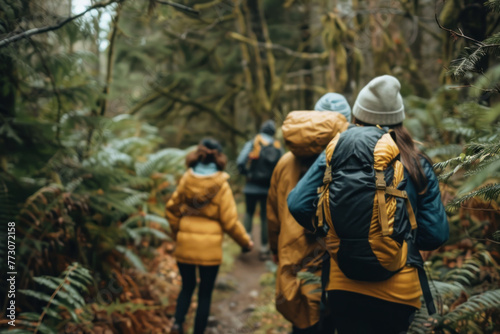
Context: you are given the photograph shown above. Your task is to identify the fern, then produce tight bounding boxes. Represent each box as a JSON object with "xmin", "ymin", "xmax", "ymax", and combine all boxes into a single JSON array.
[
  {"xmin": 450, "ymin": 47, "xmax": 487, "ymax": 78},
  {"xmin": 410, "ymin": 250, "xmax": 500, "ymax": 332},
  {"xmin": 440, "ymin": 289, "xmax": 500, "ymax": 324},
  {"xmin": 115, "ymin": 245, "xmax": 147, "ymax": 272},
  {"xmin": 135, "ymin": 148, "xmax": 191, "ymax": 177},
  {"xmin": 446, "ymin": 183, "xmax": 500, "ymax": 212},
  {"xmin": 13, "ymin": 263, "xmax": 93, "ymax": 333},
  {"xmin": 470, "ymin": 64, "xmax": 500, "ymax": 98}
]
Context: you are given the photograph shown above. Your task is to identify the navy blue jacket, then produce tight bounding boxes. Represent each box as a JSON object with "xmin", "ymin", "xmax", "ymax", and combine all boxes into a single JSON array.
[{"xmin": 287, "ymin": 150, "xmax": 449, "ymax": 251}]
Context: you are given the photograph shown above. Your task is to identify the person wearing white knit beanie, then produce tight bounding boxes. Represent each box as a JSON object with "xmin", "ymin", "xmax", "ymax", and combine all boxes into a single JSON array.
[
  {"xmin": 352, "ymin": 75, "xmax": 405, "ymax": 125},
  {"xmin": 287, "ymin": 75, "xmax": 449, "ymax": 333}
]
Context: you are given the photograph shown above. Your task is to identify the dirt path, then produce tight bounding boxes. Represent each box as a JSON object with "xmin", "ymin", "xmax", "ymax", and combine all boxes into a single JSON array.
[{"xmin": 207, "ymin": 225, "xmax": 269, "ymax": 334}]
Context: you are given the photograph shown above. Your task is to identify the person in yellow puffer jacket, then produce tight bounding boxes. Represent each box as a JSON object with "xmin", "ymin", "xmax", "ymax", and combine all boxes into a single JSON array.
[
  {"xmin": 267, "ymin": 93, "xmax": 351, "ymax": 333},
  {"xmin": 166, "ymin": 138, "xmax": 253, "ymax": 334}
]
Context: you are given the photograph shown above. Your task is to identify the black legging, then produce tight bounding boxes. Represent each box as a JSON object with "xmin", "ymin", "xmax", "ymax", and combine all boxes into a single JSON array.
[
  {"xmin": 243, "ymin": 193, "xmax": 268, "ymax": 247},
  {"xmin": 174, "ymin": 262, "xmax": 220, "ymax": 334},
  {"xmin": 327, "ymin": 290, "xmax": 417, "ymax": 334}
]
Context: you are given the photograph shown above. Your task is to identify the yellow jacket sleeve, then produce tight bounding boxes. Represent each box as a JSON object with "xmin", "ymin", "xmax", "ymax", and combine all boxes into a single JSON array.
[
  {"xmin": 218, "ymin": 182, "xmax": 251, "ymax": 248},
  {"xmin": 267, "ymin": 166, "xmax": 281, "ymax": 255},
  {"xmin": 165, "ymin": 177, "xmax": 185, "ymax": 240}
]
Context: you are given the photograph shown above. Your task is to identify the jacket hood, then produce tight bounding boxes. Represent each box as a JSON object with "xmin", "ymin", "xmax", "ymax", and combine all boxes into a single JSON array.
[
  {"xmin": 180, "ymin": 170, "xmax": 230, "ymax": 207},
  {"xmin": 282, "ymin": 111, "xmax": 349, "ymax": 158}
]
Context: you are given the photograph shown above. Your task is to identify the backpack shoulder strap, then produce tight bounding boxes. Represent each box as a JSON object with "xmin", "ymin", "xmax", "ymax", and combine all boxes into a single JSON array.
[
  {"xmin": 375, "ymin": 170, "xmax": 391, "ymax": 236},
  {"xmin": 249, "ymin": 134, "xmax": 269, "ymax": 159},
  {"xmin": 315, "ymin": 133, "xmax": 342, "ymax": 234}
]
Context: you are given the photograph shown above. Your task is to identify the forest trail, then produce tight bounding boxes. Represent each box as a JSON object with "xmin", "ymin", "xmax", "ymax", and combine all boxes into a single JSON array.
[{"xmin": 207, "ymin": 224, "xmax": 269, "ymax": 334}]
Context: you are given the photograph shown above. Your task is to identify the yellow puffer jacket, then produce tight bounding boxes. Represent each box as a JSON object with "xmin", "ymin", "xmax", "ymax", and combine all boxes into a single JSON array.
[
  {"xmin": 166, "ymin": 170, "xmax": 251, "ymax": 266},
  {"xmin": 267, "ymin": 111, "xmax": 348, "ymax": 329}
]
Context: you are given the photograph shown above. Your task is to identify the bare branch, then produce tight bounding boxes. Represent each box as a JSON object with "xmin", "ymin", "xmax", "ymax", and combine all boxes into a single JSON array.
[
  {"xmin": 156, "ymin": 0, "xmax": 200, "ymax": 15},
  {"xmin": 227, "ymin": 32, "xmax": 327, "ymax": 60},
  {"xmin": 29, "ymin": 40, "xmax": 63, "ymax": 144},
  {"xmin": 156, "ymin": 88, "xmax": 247, "ymax": 138},
  {"xmin": 99, "ymin": 2, "xmax": 123, "ymax": 117},
  {"xmin": 435, "ymin": 13, "xmax": 500, "ymax": 48},
  {"xmin": 0, "ymin": 0, "xmax": 120, "ymax": 49}
]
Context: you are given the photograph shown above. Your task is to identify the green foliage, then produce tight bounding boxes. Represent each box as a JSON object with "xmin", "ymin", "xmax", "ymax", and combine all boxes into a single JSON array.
[
  {"xmin": 0, "ymin": 263, "xmax": 94, "ymax": 334},
  {"xmin": 409, "ymin": 249, "xmax": 500, "ymax": 333}
]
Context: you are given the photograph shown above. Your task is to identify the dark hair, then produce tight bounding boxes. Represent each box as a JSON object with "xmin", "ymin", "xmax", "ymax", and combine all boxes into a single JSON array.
[
  {"xmin": 352, "ymin": 116, "xmax": 431, "ymax": 194},
  {"xmin": 185, "ymin": 138, "xmax": 227, "ymax": 171}
]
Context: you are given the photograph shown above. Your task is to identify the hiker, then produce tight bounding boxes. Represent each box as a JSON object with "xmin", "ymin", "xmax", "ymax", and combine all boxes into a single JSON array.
[
  {"xmin": 267, "ymin": 93, "xmax": 351, "ymax": 333},
  {"xmin": 166, "ymin": 138, "xmax": 253, "ymax": 334},
  {"xmin": 237, "ymin": 120, "xmax": 283, "ymax": 260},
  {"xmin": 288, "ymin": 75, "xmax": 449, "ymax": 334}
]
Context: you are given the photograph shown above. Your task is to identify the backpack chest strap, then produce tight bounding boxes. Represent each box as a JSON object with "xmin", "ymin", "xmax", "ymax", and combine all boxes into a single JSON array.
[{"xmin": 375, "ymin": 171, "xmax": 418, "ymax": 236}]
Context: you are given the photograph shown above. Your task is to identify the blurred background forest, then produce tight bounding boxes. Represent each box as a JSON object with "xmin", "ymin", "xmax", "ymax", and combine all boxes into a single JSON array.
[{"xmin": 0, "ymin": 0, "xmax": 499, "ymax": 333}]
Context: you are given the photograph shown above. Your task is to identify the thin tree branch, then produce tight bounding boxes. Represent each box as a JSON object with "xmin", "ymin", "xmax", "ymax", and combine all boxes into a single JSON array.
[
  {"xmin": 227, "ymin": 32, "xmax": 327, "ymax": 60},
  {"xmin": 418, "ymin": 20, "xmax": 442, "ymax": 42},
  {"xmin": 0, "ymin": 0, "xmax": 120, "ymax": 49},
  {"xmin": 156, "ymin": 0, "xmax": 200, "ymax": 16},
  {"xmin": 283, "ymin": 84, "xmax": 328, "ymax": 94},
  {"xmin": 127, "ymin": 91, "xmax": 162, "ymax": 115},
  {"xmin": 435, "ymin": 13, "xmax": 500, "ymax": 48},
  {"xmin": 99, "ymin": 2, "xmax": 123, "ymax": 116},
  {"xmin": 126, "ymin": 79, "xmax": 181, "ymax": 115},
  {"xmin": 29, "ymin": 39, "xmax": 64, "ymax": 144},
  {"xmin": 156, "ymin": 88, "xmax": 247, "ymax": 138}
]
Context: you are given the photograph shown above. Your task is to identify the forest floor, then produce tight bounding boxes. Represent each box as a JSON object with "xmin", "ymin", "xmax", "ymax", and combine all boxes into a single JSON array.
[
  {"xmin": 208, "ymin": 226, "xmax": 270, "ymax": 333},
  {"xmin": 174, "ymin": 208, "xmax": 291, "ymax": 334}
]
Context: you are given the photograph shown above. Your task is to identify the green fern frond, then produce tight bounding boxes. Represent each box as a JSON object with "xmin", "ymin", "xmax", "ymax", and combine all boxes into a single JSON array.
[
  {"xmin": 444, "ymin": 251, "xmax": 499, "ymax": 284},
  {"xmin": 441, "ymin": 119, "xmax": 475, "ymax": 139},
  {"xmin": 131, "ymin": 227, "xmax": 170, "ymax": 240},
  {"xmin": 115, "ymin": 245, "xmax": 146, "ymax": 272},
  {"xmin": 296, "ymin": 271, "xmax": 321, "ymax": 285},
  {"xmin": 485, "ymin": 0, "xmax": 500, "ymax": 12},
  {"xmin": 123, "ymin": 192, "xmax": 149, "ymax": 208},
  {"xmin": 465, "ymin": 141, "xmax": 500, "ymax": 155},
  {"xmin": 440, "ymin": 289, "xmax": 500, "ymax": 323},
  {"xmin": 450, "ymin": 47, "xmax": 487, "ymax": 78},
  {"xmin": 430, "ymin": 281, "xmax": 466, "ymax": 301},
  {"xmin": 144, "ymin": 214, "xmax": 170, "ymax": 229},
  {"xmin": 460, "ymin": 157, "xmax": 500, "ymax": 192},
  {"xmin": 45, "ymin": 263, "xmax": 93, "ymax": 319},
  {"xmin": 32, "ymin": 277, "xmax": 86, "ymax": 308},
  {"xmin": 470, "ymin": 64, "xmax": 500, "ymax": 98},
  {"xmin": 109, "ymin": 137, "xmax": 156, "ymax": 157},
  {"xmin": 135, "ymin": 148, "xmax": 190, "ymax": 177},
  {"xmin": 434, "ymin": 157, "xmax": 462, "ymax": 171},
  {"xmin": 447, "ymin": 183, "xmax": 500, "ymax": 212}
]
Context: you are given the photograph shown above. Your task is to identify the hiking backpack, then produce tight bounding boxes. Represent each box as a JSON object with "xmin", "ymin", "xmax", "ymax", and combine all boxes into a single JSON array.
[
  {"xmin": 247, "ymin": 135, "xmax": 282, "ymax": 186},
  {"xmin": 315, "ymin": 126, "xmax": 418, "ymax": 282}
]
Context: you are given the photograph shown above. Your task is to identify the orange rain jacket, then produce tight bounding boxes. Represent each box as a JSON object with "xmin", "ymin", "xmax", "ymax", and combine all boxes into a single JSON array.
[
  {"xmin": 166, "ymin": 170, "xmax": 251, "ymax": 266},
  {"xmin": 267, "ymin": 111, "xmax": 349, "ymax": 328}
]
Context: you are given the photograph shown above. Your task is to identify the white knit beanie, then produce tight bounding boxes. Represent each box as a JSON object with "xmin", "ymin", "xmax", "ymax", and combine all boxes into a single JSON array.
[{"xmin": 352, "ymin": 75, "xmax": 405, "ymax": 125}]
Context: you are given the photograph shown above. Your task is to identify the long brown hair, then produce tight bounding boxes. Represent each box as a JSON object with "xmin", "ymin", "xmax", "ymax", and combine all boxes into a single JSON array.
[
  {"xmin": 353, "ymin": 117, "xmax": 431, "ymax": 194},
  {"xmin": 185, "ymin": 138, "xmax": 227, "ymax": 171}
]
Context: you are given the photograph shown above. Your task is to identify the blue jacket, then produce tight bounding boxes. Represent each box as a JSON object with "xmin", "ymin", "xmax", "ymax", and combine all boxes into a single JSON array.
[{"xmin": 287, "ymin": 151, "xmax": 449, "ymax": 251}]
